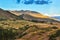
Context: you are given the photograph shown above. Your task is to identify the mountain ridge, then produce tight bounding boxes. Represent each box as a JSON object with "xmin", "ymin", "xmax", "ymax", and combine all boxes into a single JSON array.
[{"xmin": 0, "ymin": 8, "xmax": 60, "ymax": 23}]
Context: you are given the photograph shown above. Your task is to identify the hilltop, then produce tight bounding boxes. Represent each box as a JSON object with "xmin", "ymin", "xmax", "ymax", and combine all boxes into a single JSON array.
[{"xmin": 9, "ymin": 10, "xmax": 60, "ymax": 23}]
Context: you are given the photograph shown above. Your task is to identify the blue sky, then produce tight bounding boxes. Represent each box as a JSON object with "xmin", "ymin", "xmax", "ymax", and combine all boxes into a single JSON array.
[{"xmin": 0, "ymin": 0, "xmax": 60, "ymax": 16}]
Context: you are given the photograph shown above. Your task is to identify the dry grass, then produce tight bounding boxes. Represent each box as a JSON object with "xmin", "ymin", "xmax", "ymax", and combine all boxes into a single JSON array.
[
  {"xmin": 0, "ymin": 20, "xmax": 60, "ymax": 40},
  {"xmin": 28, "ymin": 13, "xmax": 49, "ymax": 18}
]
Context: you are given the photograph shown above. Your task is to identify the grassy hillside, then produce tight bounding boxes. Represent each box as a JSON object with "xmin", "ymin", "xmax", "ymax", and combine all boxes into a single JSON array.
[
  {"xmin": 0, "ymin": 8, "xmax": 60, "ymax": 40},
  {"xmin": 0, "ymin": 20, "xmax": 60, "ymax": 40}
]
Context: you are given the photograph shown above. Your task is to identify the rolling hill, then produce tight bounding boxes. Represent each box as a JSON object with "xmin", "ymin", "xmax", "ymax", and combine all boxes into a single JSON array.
[
  {"xmin": 10, "ymin": 10, "xmax": 60, "ymax": 23},
  {"xmin": 0, "ymin": 8, "xmax": 60, "ymax": 23},
  {"xmin": 0, "ymin": 8, "xmax": 60, "ymax": 40}
]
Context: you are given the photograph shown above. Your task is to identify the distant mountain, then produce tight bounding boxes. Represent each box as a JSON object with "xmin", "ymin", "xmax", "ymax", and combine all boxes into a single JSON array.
[{"xmin": 52, "ymin": 16, "xmax": 60, "ymax": 21}]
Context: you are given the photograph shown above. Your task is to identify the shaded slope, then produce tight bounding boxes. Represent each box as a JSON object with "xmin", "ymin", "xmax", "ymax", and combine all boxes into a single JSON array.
[{"xmin": 0, "ymin": 8, "xmax": 18, "ymax": 20}]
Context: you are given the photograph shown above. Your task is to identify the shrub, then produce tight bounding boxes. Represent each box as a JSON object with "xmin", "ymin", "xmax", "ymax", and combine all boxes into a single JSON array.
[
  {"xmin": 49, "ymin": 30, "xmax": 60, "ymax": 40},
  {"xmin": 0, "ymin": 27, "xmax": 17, "ymax": 40},
  {"xmin": 51, "ymin": 26, "xmax": 58, "ymax": 29}
]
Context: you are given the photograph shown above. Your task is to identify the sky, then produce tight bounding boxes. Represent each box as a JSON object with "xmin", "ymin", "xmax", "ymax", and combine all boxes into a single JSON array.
[{"xmin": 0, "ymin": 0, "xmax": 60, "ymax": 16}]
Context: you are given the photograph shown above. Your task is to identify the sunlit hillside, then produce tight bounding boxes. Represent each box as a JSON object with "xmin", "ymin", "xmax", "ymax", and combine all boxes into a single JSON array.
[
  {"xmin": 10, "ymin": 10, "xmax": 49, "ymax": 18},
  {"xmin": 28, "ymin": 13, "xmax": 49, "ymax": 18},
  {"xmin": 0, "ymin": 8, "xmax": 60, "ymax": 40}
]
